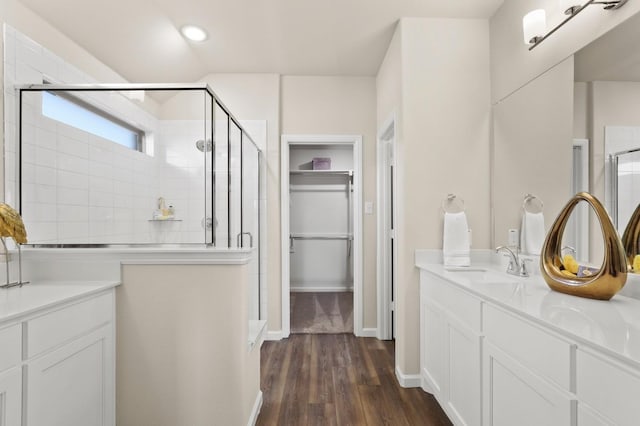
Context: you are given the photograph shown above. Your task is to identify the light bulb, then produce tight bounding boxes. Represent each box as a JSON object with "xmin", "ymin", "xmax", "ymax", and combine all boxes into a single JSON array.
[{"xmin": 180, "ymin": 25, "xmax": 208, "ymax": 42}]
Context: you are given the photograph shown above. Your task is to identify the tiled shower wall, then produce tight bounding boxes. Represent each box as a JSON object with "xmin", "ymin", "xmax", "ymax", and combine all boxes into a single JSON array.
[{"xmin": 3, "ymin": 25, "xmax": 211, "ymax": 244}]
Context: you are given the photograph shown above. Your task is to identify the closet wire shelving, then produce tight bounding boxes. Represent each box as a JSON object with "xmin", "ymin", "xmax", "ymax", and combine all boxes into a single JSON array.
[{"xmin": 288, "ymin": 169, "xmax": 354, "ymax": 256}]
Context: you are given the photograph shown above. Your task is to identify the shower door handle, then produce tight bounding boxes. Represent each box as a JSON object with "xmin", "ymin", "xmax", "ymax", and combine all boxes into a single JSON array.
[{"xmin": 237, "ymin": 232, "xmax": 253, "ymax": 248}]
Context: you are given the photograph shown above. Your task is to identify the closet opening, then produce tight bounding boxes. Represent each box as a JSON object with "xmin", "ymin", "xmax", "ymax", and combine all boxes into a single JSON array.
[{"xmin": 281, "ymin": 135, "xmax": 363, "ymax": 337}]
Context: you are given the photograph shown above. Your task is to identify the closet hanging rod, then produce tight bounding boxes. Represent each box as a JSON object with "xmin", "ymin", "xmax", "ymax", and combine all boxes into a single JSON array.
[
  {"xmin": 289, "ymin": 170, "xmax": 353, "ymax": 176},
  {"xmin": 290, "ymin": 234, "xmax": 353, "ymax": 240}
]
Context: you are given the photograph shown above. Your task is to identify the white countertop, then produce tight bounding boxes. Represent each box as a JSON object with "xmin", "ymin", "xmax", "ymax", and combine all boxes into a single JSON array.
[
  {"xmin": 0, "ymin": 280, "xmax": 120, "ymax": 324},
  {"xmin": 416, "ymin": 254, "xmax": 640, "ymax": 369}
]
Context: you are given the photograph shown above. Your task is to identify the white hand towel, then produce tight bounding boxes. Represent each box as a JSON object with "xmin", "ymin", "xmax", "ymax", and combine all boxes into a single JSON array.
[
  {"xmin": 520, "ymin": 211, "xmax": 545, "ymax": 256},
  {"xmin": 443, "ymin": 211, "xmax": 471, "ymax": 267}
]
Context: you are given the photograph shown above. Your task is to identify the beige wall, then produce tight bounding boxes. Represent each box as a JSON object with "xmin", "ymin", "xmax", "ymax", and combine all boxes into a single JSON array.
[
  {"xmin": 574, "ymin": 82, "xmax": 588, "ymax": 140},
  {"xmin": 586, "ymin": 81, "xmax": 640, "ymax": 260},
  {"xmin": 376, "ymin": 18, "xmax": 491, "ymax": 375},
  {"xmin": 493, "ymin": 58, "xmax": 574, "ymax": 248},
  {"xmin": 490, "ymin": 0, "xmax": 640, "ymax": 104},
  {"xmin": 280, "ymin": 75, "xmax": 377, "ymax": 328},
  {"xmin": 376, "ymin": 24, "xmax": 402, "ymax": 127},
  {"xmin": 589, "ymin": 81, "xmax": 640, "ymax": 198},
  {"xmin": 117, "ymin": 264, "xmax": 259, "ymax": 426}
]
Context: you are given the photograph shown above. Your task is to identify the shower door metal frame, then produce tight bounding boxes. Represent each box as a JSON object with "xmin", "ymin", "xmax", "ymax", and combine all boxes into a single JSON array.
[{"xmin": 16, "ymin": 82, "xmax": 261, "ymax": 249}]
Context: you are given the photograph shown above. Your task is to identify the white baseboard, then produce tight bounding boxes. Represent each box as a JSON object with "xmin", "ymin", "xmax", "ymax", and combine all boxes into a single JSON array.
[
  {"xmin": 395, "ymin": 365, "xmax": 421, "ymax": 388},
  {"xmin": 247, "ymin": 390, "xmax": 263, "ymax": 426},
  {"xmin": 290, "ymin": 286, "xmax": 353, "ymax": 292},
  {"xmin": 359, "ymin": 327, "xmax": 378, "ymax": 337},
  {"xmin": 265, "ymin": 330, "xmax": 284, "ymax": 341}
]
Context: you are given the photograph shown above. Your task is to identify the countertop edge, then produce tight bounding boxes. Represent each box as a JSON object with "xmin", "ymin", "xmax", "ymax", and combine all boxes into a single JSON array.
[
  {"xmin": 0, "ymin": 281, "xmax": 120, "ymax": 325},
  {"xmin": 416, "ymin": 261, "xmax": 640, "ymax": 371}
]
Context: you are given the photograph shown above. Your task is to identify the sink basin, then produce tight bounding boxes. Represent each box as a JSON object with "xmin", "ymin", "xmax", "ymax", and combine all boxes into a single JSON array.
[{"xmin": 444, "ymin": 268, "xmax": 518, "ymax": 284}]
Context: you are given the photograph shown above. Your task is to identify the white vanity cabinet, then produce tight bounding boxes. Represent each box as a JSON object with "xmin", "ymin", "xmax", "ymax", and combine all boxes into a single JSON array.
[
  {"xmin": 0, "ymin": 324, "xmax": 22, "ymax": 426},
  {"xmin": 575, "ymin": 348, "xmax": 640, "ymax": 426},
  {"xmin": 482, "ymin": 305, "xmax": 573, "ymax": 426},
  {"xmin": 420, "ymin": 271, "xmax": 482, "ymax": 426},
  {"xmin": 0, "ymin": 285, "xmax": 116, "ymax": 426},
  {"xmin": 25, "ymin": 291, "xmax": 115, "ymax": 426},
  {"xmin": 418, "ymin": 263, "xmax": 640, "ymax": 426}
]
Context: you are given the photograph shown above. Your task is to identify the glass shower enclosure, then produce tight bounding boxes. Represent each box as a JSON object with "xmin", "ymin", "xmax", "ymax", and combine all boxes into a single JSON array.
[{"xmin": 10, "ymin": 83, "xmax": 263, "ymax": 321}]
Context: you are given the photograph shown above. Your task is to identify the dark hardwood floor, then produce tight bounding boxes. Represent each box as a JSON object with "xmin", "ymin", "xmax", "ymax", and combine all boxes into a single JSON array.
[{"xmin": 256, "ymin": 334, "xmax": 452, "ymax": 426}]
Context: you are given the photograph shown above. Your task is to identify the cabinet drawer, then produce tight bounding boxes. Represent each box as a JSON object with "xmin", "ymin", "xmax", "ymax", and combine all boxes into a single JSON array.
[
  {"xmin": 26, "ymin": 292, "xmax": 113, "ymax": 358},
  {"xmin": 421, "ymin": 272, "xmax": 481, "ymax": 332},
  {"xmin": 577, "ymin": 349, "xmax": 640, "ymax": 426},
  {"xmin": 0, "ymin": 324, "xmax": 21, "ymax": 372},
  {"xmin": 483, "ymin": 304, "xmax": 572, "ymax": 391}
]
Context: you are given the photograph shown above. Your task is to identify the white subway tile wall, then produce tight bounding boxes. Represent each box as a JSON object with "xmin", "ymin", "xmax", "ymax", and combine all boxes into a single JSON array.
[{"xmin": 3, "ymin": 25, "xmax": 213, "ymax": 244}]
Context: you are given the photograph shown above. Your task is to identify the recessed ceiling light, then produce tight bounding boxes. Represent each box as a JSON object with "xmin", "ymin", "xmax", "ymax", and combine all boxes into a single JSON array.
[{"xmin": 181, "ymin": 25, "xmax": 208, "ymax": 42}]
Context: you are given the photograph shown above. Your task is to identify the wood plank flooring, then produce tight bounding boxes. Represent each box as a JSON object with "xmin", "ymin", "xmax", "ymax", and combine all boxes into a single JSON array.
[
  {"xmin": 256, "ymin": 334, "xmax": 452, "ymax": 425},
  {"xmin": 290, "ymin": 292, "xmax": 353, "ymax": 334}
]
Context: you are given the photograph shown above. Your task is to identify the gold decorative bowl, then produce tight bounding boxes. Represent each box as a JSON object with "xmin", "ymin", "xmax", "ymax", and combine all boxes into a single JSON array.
[
  {"xmin": 622, "ymin": 203, "xmax": 640, "ymax": 272},
  {"xmin": 540, "ymin": 192, "xmax": 628, "ymax": 300}
]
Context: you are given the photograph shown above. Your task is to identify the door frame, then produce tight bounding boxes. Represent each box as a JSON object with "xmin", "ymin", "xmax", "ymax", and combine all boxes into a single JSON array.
[
  {"xmin": 280, "ymin": 134, "xmax": 363, "ymax": 337},
  {"xmin": 377, "ymin": 114, "xmax": 397, "ymax": 340}
]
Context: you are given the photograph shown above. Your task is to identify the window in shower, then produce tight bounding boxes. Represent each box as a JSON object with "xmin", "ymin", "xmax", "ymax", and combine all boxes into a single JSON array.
[{"xmin": 41, "ymin": 90, "xmax": 144, "ymax": 151}]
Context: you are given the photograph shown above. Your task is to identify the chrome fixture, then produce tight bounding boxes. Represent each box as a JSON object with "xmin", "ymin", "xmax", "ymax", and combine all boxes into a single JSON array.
[
  {"xmin": 496, "ymin": 245, "xmax": 530, "ymax": 277},
  {"xmin": 196, "ymin": 139, "xmax": 212, "ymax": 152},
  {"xmin": 237, "ymin": 232, "xmax": 254, "ymax": 248},
  {"xmin": 524, "ymin": 0, "xmax": 628, "ymax": 50}
]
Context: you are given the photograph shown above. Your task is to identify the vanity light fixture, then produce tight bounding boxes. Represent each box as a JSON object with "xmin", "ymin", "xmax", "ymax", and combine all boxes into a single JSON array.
[
  {"xmin": 524, "ymin": 0, "xmax": 628, "ymax": 50},
  {"xmin": 180, "ymin": 25, "xmax": 208, "ymax": 42}
]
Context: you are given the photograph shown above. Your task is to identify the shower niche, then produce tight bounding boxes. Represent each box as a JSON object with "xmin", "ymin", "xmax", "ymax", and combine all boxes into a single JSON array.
[{"xmin": 11, "ymin": 84, "xmax": 261, "ymax": 249}]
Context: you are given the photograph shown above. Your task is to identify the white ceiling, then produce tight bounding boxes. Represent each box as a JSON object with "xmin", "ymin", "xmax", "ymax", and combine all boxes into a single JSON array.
[{"xmin": 18, "ymin": 0, "xmax": 504, "ymax": 83}]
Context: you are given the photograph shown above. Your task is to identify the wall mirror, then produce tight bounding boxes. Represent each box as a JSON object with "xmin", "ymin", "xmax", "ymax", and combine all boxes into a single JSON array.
[
  {"xmin": 492, "ymin": 10, "xmax": 640, "ymax": 265},
  {"xmin": 574, "ymin": 10, "xmax": 640, "ymax": 260}
]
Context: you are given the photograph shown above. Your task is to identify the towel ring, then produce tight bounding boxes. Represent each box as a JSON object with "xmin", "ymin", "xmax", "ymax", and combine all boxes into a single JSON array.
[
  {"xmin": 523, "ymin": 193, "xmax": 544, "ymax": 213},
  {"xmin": 442, "ymin": 194, "xmax": 465, "ymax": 213}
]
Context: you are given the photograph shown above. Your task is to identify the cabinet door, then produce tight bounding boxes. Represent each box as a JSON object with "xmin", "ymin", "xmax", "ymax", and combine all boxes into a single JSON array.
[
  {"xmin": 483, "ymin": 342, "xmax": 572, "ymax": 426},
  {"xmin": 447, "ymin": 319, "xmax": 481, "ymax": 426},
  {"xmin": 27, "ymin": 325, "xmax": 114, "ymax": 426},
  {"xmin": 421, "ymin": 302, "xmax": 447, "ymax": 395},
  {"xmin": 0, "ymin": 366, "xmax": 21, "ymax": 426}
]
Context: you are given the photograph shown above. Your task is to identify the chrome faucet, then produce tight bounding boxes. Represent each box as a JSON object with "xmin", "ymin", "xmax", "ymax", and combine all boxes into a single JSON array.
[{"xmin": 495, "ymin": 246, "xmax": 530, "ymax": 277}]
